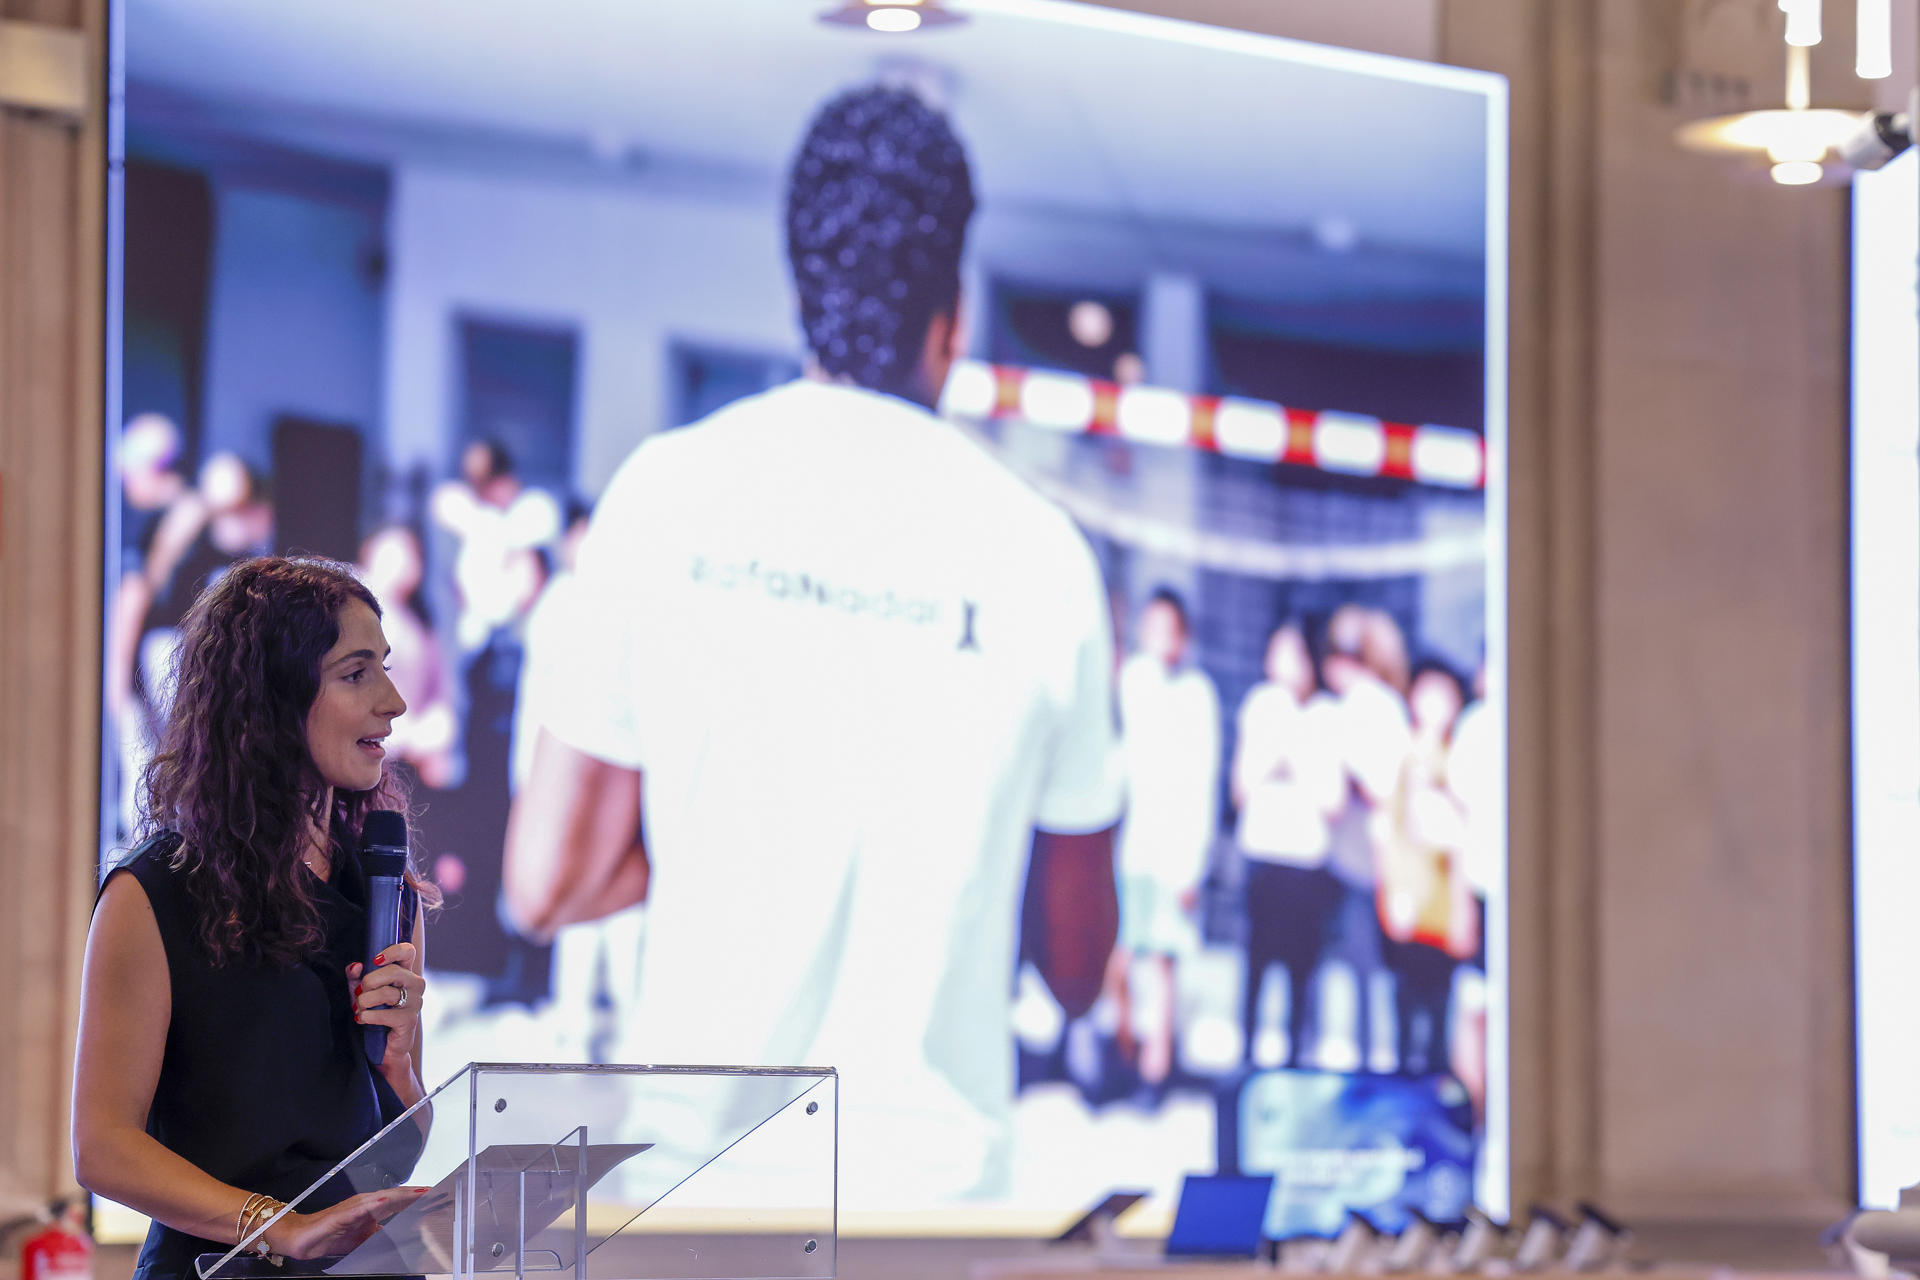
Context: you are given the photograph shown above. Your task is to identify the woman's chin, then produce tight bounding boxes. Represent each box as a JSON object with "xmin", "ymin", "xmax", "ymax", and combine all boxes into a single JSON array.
[{"xmin": 323, "ymin": 765, "xmax": 386, "ymax": 794}]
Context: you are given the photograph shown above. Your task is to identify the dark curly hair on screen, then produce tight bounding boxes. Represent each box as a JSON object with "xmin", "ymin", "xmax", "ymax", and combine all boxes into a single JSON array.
[
  {"xmin": 786, "ymin": 85, "xmax": 975, "ymax": 397},
  {"xmin": 135, "ymin": 556, "xmax": 434, "ymax": 969}
]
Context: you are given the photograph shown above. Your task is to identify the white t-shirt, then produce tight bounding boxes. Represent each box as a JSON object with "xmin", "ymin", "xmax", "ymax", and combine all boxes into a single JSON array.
[
  {"xmin": 1116, "ymin": 654, "xmax": 1221, "ymax": 889},
  {"xmin": 1233, "ymin": 685, "xmax": 1341, "ymax": 867},
  {"xmin": 431, "ymin": 482, "xmax": 561, "ymax": 651},
  {"xmin": 1322, "ymin": 673, "xmax": 1411, "ymax": 886},
  {"xmin": 539, "ymin": 380, "xmax": 1125, "ymax": 1205}
]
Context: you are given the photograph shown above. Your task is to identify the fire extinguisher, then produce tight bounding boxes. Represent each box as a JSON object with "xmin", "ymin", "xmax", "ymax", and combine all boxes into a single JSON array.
[{"xmin": 19, "ymin": 1200, "xmax": 92, "ymax": 1280}]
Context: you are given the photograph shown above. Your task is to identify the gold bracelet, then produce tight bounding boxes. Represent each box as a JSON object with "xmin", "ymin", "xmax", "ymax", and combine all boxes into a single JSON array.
[
  {"xmin": 237, "ymin": 1194, "xmax": 287, "ymax": 1265},
  {"xmin": 235, "ymin": 1194, "xmax": 270, "ymax": 1248},
  {"xmin": 250, "ymin": 1199, "xmax": 286, "ymax": 1260}
]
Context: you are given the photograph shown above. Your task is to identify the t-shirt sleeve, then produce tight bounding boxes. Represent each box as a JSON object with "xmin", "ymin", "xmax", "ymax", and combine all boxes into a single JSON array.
[
  {"xmin": 1034, "ymin": 529, "xmax": 1126, "ymax": 834},
  {"xmin": 533, "ymin": 462, "xmax": 651, "ymax": 772}
]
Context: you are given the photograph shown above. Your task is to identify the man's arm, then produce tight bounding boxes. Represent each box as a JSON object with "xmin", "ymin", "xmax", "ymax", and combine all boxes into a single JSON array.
[
  {"xmin": 1027, "ymin": 823, "xmax": 1119, "ymax": 1018},
  {"xmin": 502, "ymin": 728, "xmax": 650, "ymax": 942}
]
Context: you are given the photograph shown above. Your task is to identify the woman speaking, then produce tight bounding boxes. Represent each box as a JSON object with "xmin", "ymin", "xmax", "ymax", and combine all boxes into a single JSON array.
[{"xmin": 73, "ymin": 557, "xmax": 433, "ymax": 1280}]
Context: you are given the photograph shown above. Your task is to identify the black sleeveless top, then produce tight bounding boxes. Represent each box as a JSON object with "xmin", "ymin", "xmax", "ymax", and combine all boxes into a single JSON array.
[{"xmin": 104, "ymin": 833, "xmax": 419, "ymax": 1280}]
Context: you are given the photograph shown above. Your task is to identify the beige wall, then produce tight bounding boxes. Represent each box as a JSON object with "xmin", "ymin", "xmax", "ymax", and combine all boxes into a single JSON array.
[
  {"xmin": 0, "ymin": 0, "xmax": 105, "ymax": 1226},
  {"xmin": 1441, "ymin": 0, "xmax": 1859, "ymax": 1225},
  {"xmin": 1586, "ymin": 1, "xmax": 1854, "ymax": 1223},
  {"xmin": 0, "ymin": 0, "xmax": 1863, "ymax": 1252}
]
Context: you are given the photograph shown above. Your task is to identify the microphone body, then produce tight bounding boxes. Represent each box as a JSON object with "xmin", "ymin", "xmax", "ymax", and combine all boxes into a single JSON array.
[{"xmin": 361, "ymin": 810, "xmax": 410, "ymax": 1067}]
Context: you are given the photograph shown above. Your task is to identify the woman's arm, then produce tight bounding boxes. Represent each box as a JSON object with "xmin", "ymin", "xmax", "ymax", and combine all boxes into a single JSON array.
[
  {"xmin": 74, "ymin": 874, "xmax": 420, "ymax": 1260},
  {"xmin": 74, "ymin": 873, "xmax": 239, "ymax": 1240}
]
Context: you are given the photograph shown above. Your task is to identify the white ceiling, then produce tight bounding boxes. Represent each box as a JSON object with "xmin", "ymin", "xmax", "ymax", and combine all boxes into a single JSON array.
[{"xmin": 126, "ymin": 0, "xmax": 1497, "ymax": 264}]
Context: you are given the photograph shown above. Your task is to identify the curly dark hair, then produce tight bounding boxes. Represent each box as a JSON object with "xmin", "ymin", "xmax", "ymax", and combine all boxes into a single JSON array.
[
  {"xmin": 786, "ymin": 85, "xmax": 975, "ymax": 397},
  {"xmin": 136, "ymin": 556, "xmax": 427, "ymax": 969}
]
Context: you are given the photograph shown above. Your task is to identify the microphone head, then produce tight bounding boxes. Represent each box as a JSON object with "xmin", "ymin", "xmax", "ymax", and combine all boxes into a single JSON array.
[{"xmin": 363, "ymin": 808, "xmax": 407, "ymax": 849}]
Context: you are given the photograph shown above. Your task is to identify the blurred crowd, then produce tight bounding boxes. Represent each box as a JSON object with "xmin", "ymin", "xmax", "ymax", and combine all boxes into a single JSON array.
[{"xmin": 1027, "ymin": 589, "xmax": 1493, "ymax": 1116}]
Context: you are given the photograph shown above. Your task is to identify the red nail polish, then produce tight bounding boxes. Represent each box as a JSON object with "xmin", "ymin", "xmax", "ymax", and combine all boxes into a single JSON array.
[{"xmin": 374, "ymin": 953, "xmax": 387, "ymax": 965}]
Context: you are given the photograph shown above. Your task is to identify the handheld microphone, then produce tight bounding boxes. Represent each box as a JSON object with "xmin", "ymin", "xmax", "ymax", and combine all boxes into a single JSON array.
[{"xmin": 361, "ymin": 809, "xmax": 409, "ymax": 1066}]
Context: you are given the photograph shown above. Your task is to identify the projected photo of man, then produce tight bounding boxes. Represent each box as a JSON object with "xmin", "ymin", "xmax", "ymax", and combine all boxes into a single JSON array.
[
  {"xmin": 109, "ymin": 0, "xmax": 1505, "ymax": 1229},
  {"xmin": 502, "ymin": 85, "xmax": 1126, "ymax": 1205}
]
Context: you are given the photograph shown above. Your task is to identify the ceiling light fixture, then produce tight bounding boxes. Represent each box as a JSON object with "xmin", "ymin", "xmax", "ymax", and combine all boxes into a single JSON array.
[
  {"xmin": 1067, "ymin": 301, "xmax": 1114, "ymax": 349},
  {"xmin": 818, "ymin": 0, "xmax": 966, "ymax": 33},
  {"xmin": 1675, "ymin": 43, "xmax": 1860, "ymax": 185}
]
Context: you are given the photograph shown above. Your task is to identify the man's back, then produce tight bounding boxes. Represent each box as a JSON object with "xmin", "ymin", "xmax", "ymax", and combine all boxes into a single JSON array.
[{"xmin": 541, "ymin": 379, "xmax": 1123, "ymax": 1200}]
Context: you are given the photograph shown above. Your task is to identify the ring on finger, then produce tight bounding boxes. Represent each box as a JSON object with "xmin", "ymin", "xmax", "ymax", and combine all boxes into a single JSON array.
[{"xmin": 395, "ymin": 986, "xmax": 410, "ymax": 1010}]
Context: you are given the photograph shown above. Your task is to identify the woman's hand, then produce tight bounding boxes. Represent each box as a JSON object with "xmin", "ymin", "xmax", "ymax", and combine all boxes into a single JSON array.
[
  {"xmin": 263, "ymin": 1187, "xmax": 427, "ymax": 1260},
  {"xmin": 347, "ymin": 941, "xmax": 426, "ymax": 1078}
]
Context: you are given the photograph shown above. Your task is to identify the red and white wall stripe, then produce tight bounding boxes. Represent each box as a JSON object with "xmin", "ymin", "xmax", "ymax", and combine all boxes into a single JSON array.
[{"xmin": 940, "ymin": 359, "xmax": 1486, "ymax": 491}]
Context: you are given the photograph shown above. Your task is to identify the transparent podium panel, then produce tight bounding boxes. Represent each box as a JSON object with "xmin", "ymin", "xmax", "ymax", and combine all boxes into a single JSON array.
[{"xmin": 197, "ymin": 1064, "xmax": 837, "ymax": 1280}]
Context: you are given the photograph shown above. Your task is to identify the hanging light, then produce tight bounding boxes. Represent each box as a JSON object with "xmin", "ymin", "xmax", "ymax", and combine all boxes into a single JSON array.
[
  {"xmin": 818, "ymin": 0, "xmax": 967, "ymax": 32},
  {"xmin": 1783, "ymin": 0, "xmax": 1822, "ymax": 47},
  {"xmin": 1674, "ymin": 44, "xmax": 1859, "ymax": 185},
  {"xmin": 1857, "ymin": 0, "xmax": 1892, "ymax": 79}
]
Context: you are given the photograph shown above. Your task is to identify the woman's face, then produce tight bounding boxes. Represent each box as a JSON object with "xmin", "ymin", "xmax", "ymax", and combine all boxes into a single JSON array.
[{"xmin": 305, "ymin": 600, "xmax": 407, "ymax": 793}]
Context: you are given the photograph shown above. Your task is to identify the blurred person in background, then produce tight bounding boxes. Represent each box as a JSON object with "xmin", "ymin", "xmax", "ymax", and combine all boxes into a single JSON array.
[
  {"xmin": 432, "ymin": 543, "xmax": 552, "ymax": 1003},
  {"xmin": 502, "ymin": 84, "xmax": 1124, "ymax": 1204},
  {"xmin": 1442, "ymin": 656, "xmax": 1493, "ymax": 1111},
  {"xmin": 128, "ymin": 452, "xmax": 275, "ymax": 729},
  {"xmin": 1377, "ymin": 658, "xmax": 1474, "ymax": 1075},
  {"xmin": 1231, "ymin": 619, "xmax": 1342, "ymax": 1068},
  {"xmin": 357, "ymin": 525, "xmax": 458, "ymax": 789},
  {"xmin": 1318, "ymin": 604, "xmax": 1410, "ymax": 1072},
  {"xmin": 431, "ymin": 439, "xmax": 561, "ymax": 653},
  {"xmin": 514, "ymin": 501, "xmax": 646, "ymax": 1061},
  {"xmin": 1111, "ymin": 587, "xmax": 1220, "ymax": 1089},
  {"xmin": 118, "ymin": 413, "xmax": 189, "ymax": 543},
  {"xmin": 110, "ymin": 414, "xmax": 193, "ymax": 835}
]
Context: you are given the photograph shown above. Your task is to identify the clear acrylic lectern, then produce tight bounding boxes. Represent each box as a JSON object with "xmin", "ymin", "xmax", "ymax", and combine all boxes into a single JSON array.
[{"xmin": 195, "ymin": 1064, "xmax": 837, "ymax": 1280}]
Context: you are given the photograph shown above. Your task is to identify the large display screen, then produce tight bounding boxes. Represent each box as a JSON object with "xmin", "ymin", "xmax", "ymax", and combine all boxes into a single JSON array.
[
  {"xmin": 105, "ymin": 0, "xmax": 1508, "ymax": 1233},
  {"xmin": 1852, "ymin": 147, "xmax": 1919, "ymax": 1210}
]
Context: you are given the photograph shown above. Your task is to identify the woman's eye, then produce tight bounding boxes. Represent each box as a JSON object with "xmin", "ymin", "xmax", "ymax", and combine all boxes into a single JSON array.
[{"xmin": 345, "ymin": 669, "xmax": 364, "ymax": 683}]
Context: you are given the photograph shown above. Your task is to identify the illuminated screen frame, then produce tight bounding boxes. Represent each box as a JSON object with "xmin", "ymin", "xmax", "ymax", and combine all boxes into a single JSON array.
[
  {"xmin": 99, "ymin": 0, "xmax": 1510, "ymax": 1232},
  {"xmin": 1852, "ymin": 147, "xmax": 1919, "ymax": 1210}
]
